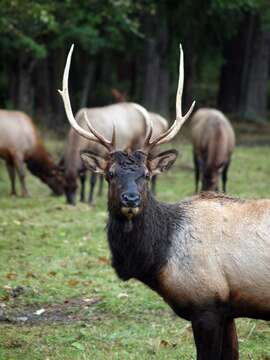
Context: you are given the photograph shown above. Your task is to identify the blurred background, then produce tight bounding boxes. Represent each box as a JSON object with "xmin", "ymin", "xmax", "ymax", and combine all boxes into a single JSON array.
[{"xmin": 0, "ymin": 0, "xmax": 270, "ymax": 130}]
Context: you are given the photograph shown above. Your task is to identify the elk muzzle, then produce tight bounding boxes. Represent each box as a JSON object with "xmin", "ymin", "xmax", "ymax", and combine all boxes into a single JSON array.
[{"xmin": 120, "ymin": 192, "xmax": 141, "ymax": 219}]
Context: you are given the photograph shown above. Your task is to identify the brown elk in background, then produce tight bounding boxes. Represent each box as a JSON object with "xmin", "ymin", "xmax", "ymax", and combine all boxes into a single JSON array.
[
  {"xmin": 59, "ymin": 44, "xmax": 270, "ymax": 360},
  {"xmin": 61, "ymin": 103, "xmax": 168, "ymax": 205},
  {"xmin": 111, "ymin": 88, "xmax": 127, "ymax": 103},
  {"xmin": 190, "ymin": 108, "xmax": 235, "ymax": 193},
  {"xmin": 0, "ymin": 110, "xmax": 65, "ymax": 196}
]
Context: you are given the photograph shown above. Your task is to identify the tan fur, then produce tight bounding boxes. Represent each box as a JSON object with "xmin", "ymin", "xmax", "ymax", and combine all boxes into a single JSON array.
[
  {"xmin": 0, "ymin": 110, "xmax": 38, "ymax": 160},
  {"xmin": 0, "ymin": 109, "xmax": 63, "ymax": 195},
  {"xmin": 191, "ymin": 108, "xmax": 235, "ymax": 159},
  {"xmin": 159, "ymin": 194, "xmax": 270, "ymax": 316},
  {"xmin": 190, "ymin": 108, "xmax": 235, "ymax": 191}
]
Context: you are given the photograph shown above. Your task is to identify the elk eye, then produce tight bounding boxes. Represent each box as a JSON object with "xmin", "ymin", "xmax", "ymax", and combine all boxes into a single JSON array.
[{"xmin": 108, "ymin": 171, "xmax": 114, "ymax": 179}]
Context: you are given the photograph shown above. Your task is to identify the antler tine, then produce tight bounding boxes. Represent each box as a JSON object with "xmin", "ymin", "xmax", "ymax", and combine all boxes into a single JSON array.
[
  {"xmin": 83, "ymin": 112, "xmax": 114, "ymax": 152},
  {"xmin": 131, "ymin": 103, "xmax": 153, "ymax": 145},
  {"xmin": 58, "ymin": 45, "xmax": 114, "ymax": 152},
  {"xmin": 58, "ymin": 45, "xmax": 94, "ymax": 142},
  {"xmin": 141, "ymin": 44, "xmax": 195, "ymax": 152}
]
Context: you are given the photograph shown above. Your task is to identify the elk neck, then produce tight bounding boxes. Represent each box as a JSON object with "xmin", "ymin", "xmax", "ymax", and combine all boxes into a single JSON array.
[
  {"xmin": 107, "ymin": 191, "xmax": 188, "ymax": 290},
  {"xmin": 25, "ymin": 142, "xmax": 54, "ymax": 179}
]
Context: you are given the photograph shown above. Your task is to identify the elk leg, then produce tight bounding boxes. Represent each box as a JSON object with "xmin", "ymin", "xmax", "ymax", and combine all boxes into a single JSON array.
[
  {"xmin": 14, "ymin": 156, "xmax": 28, "ymax": 197},
  {"xmin": 193, "ymin": 152, "xmax": 200, "ymax": 193},
  {"xmin": 151, "ymin": 175, "xmax": 157, "ymax": 195},
  {"xmin": 192, "ymin": 311, "xmax": 224, "ymax": 360},
  {"xmin": 222, "ymin": 161, "xmax": 230, "ymax": 193},
  {"xmin": 6, "ymin": 160, "xmax": 17, "ymax": 196},
  {"xmin": 88, "ymin": 172, "xmax": 97, "ymax": 205},
  {"xmin": 221, "ymin": 319, "xmax": 239, "ymax": 360},
  {"xmin": 98, "ymin": 175, "xmax": 104, "ymax": 196},
  {"xmin": 80, "ymin": 172, "xmax": 86, "ymax": 202}
]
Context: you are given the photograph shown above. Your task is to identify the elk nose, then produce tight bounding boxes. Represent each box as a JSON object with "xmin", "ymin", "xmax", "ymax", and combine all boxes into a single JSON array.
[{"xmin": 121, "ymin": 192, "xmax": 141, "ymax": 208}]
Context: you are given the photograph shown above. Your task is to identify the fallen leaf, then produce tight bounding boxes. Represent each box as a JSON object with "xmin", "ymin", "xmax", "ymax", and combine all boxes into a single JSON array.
[
  {"xmin": 82, "ymin": 296, "xmax": 102, "ymax": 306},
  {"xmin": 117, "ymin": 292, "xmax": 128, "ymax": 299},
  {"xmin": 6, "ymin": 272, "xmax": 17, "ymax": 280},
  {"xmin": 48, "ymin": 271, "xmax": 57, "ymax": 277},
  {"xmin": 26, "ymin": 272, "xmax": 36, "ymax": 278},
  {"xmin": 0, "ymin": 296, "xmax": 9, "ymax": 301},
  {"xmin": 34, "ymin": 308, "xmax": 45, "ymax": 315},
  {"xmin": 82, "ymin": 280, "xmax": 92, "ymax": 287},
  {"xmin": 160, "ymin": 339, "xmax": 169, "ymax": 347},
  {"xmin": 98, "ymin": 257, "xmax": 110, "ymax": 265},
  {"xmin": 71, "ymin": 342, "xmax": 85, "ymax": 351},
  {"xmin": 67, "ymin": 279, "xmax": 80, "ymax": 287},
  {"xmin": 3, "ymin": 285, "xmax": 12, "ymax": 292}
]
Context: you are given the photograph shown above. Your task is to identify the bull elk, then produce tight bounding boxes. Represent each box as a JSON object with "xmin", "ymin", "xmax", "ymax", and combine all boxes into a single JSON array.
[
  {"xmin": 59, "ymin": 45, "xmax": 270, "ymax": 360},
  {"xmin": 62, "ymin": 103, "xmax": 168, "ymax": 205},
  {"xmin": 0, "ymin": 110, "xmax": 65, "ymax": 196},
  {"xmin": 191, "ymin": 108, "xmax": 235, "ymax": 193}
]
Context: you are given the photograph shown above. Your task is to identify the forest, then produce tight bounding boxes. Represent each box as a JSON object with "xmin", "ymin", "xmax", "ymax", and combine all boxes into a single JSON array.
[{"xmin": 0, "ymin": 0, "xmax": 270, "ymax": 128}]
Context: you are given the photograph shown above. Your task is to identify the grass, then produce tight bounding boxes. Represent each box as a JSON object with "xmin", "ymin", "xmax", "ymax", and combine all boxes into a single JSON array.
[{"xmin": 0, "ymin": 135, "xmax": 270, "ymax": 359}]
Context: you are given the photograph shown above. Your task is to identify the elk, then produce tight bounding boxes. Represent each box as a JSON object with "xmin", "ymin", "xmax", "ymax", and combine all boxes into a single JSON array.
[
  {"xmin": 190, "ymin": 108, "xmax": 235, "ymax": 193},
  {"xmin": 0, "ymin": 110, "xmax": 65, "ymax": 196},
  {"xmin": 62, "ymin": 104, "xmax": 168, "ymax": 205},
  {"xmin": 59, "ymin": 44, "xmax": 270, "ymax": 360}
]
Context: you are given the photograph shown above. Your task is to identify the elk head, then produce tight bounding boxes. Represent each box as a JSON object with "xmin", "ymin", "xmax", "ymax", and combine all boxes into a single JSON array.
[
  {"xmin": 46, "ymin": 166, "xmax": 66, "ymax": 196},
  {"xmin": 59, "ymin": 45, "xmax": 195, "ymax": 218},
  {"xmin": 25, "ymin": 155, "xmax": 66, "ymax": 196},
  {"xmin": 202, "ymin": 164, "xmax": 224, "ymax": 192}
]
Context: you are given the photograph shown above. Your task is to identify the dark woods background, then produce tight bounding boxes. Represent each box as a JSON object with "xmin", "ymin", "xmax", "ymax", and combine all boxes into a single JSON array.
[{"xmin": 0, "ymin": 0, "xmax": 270, "ymax": 129}]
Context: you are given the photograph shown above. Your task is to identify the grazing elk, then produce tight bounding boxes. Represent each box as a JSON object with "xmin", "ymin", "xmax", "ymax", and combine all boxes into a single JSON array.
[
  {"xmin": 191, "ymin": 108, "xmax": 235, "ymax": 193},
  {"xmin": 0, "ymin": 110, "xmax": 65, "ymax": 196},
  {"xmin": 62, "ymin": 103, "xmax": 168, "ymax": 205},
  {"xmin": 59, "ymin": 45, "xmax": 270, "ymax": 360}
]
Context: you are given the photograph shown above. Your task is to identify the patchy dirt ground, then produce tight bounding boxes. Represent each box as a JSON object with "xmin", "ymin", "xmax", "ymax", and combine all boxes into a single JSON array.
[{"xmin": 0, "ymin": 291, "xmax": 101, "ymax": 325}]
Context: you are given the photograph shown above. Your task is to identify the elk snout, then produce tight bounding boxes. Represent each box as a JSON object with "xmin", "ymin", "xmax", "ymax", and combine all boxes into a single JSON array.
[
  {"xmin": 66, "ymin": 191, "xmax": 76, "ymax": 205},
  {"xmin": 121, "ymin": 192, "xmax": 141, "ymax": 208}
]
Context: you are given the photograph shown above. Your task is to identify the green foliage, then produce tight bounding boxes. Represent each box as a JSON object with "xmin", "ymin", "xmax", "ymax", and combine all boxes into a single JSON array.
[
  {"xmin": 0, "ymin": 0, "xmax": 57, "ymax": 57},
  {"xmin": 52, "ymin": 0, "xmax": 144, "ymax": 53},
  {"xmin": 0, "ymin": 0, "xmax": 269, "ymax": 118},
  {"xmin": 208, "ymin": 0, "xmax": 270, "ymax": 37},
  {"xmin": 0, "ymin": 0, "xmax": 149, "ymax": 58}
]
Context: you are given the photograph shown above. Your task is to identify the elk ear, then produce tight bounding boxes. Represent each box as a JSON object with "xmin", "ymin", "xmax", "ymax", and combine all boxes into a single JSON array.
[
  {"xmin": 148, "ymin": 150, "xmax": 178, "ymax": 175},
  {"xmin": 80, "ymin": 151, "xmax": 107, "ymax": 174}
]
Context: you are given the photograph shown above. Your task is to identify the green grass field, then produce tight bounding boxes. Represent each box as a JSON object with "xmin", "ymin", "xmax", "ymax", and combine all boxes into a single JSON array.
[{"xmin": 0, "ymin": 134, "xmax": 270, "ymax": 360}]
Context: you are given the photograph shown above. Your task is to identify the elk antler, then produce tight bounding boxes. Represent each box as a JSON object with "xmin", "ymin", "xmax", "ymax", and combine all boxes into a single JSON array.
[
  {"xmin": 141, "ymin": 44, "xmax": 195, "ymax": 153},
  {"xmin": 58, "ymin": 45, "xmax": 115, "ymax": 152}
]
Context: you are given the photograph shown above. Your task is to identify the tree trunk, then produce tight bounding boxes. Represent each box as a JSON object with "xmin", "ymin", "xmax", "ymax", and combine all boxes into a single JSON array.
[
  {"xmin": 50, "ymin": 48, "xmax": 67, "ymax": 128},
  {"xmin": 141, "ymin": 7, "xmax": 170, "ymax": 118},
  {"xmin": 80, "ymin": 61, "xmax": 96, "ymax": 108},
  {"xmin": 142, "ymin": 37, "xmax": 160, "ymax": 111},
  {"xmin": 183, "ymin": 45, "xmax": 197, "ymax": 115},
  {"xmin": 34, "ymin": 57, "xmax": 53, "ymax": 126},
  {"xmin": 16, "ymin": 53, "xmax": 36, "ymax": 115},
  {"xmin": 240, "ymin": 17, "xmax": 270, "ymax": 121},
  {"xmin": 156, "ymin": 15, "xmax": 170, "ymax": 119},
  {"xmin": 218, "ymin": 13, "xmax": 270, "ymax": 121}
]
